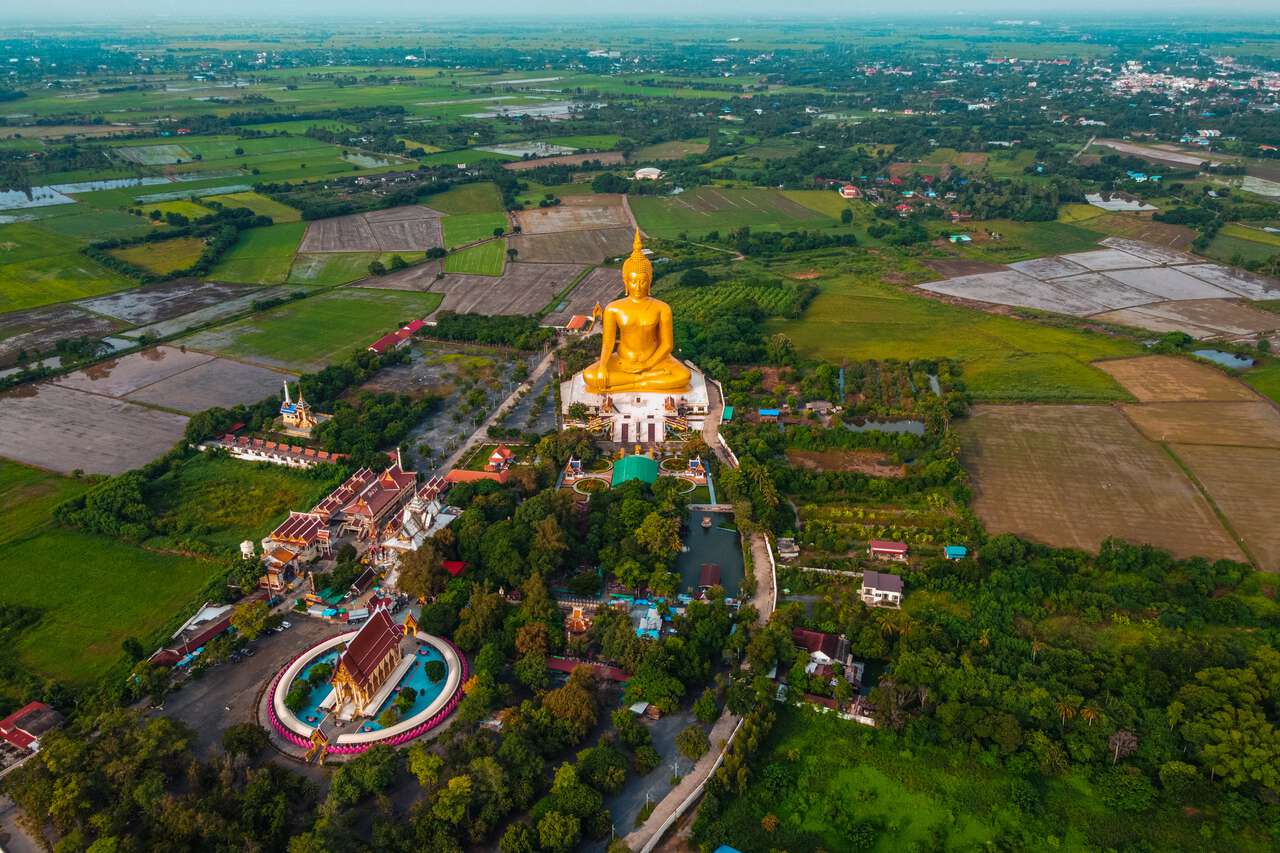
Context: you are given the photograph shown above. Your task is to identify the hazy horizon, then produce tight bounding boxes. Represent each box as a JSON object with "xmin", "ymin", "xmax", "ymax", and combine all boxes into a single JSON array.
[{"xmin": 0, "ymin": 2, "xmax": 1276, "ymax": 25}]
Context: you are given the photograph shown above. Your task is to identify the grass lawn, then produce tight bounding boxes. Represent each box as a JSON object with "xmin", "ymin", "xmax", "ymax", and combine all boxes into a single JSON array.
[
  {"xmin": 181, "ymin": 287, "xmax": 443, "ymax": 370},
  {"xmin": 442, "ymin": 212, "xmax": 510, "ymax": 248},
  {"xmin": 783, "ymin": 189, "xmax": 857, "ymax": 219},
  {"xmin": 426, "ymin": 181, "xmax": 505, "ymax": 214},
  {"xmin": 204, "ymin": 190, "xmax": 302, "ymax": 223},
  {"xmin": 705, "ymin": 705, "xmax": 1263, "ymax": 853},
  {"xmin": 145, "ymin": 454, "xmax": 339, "ymax": 553},
  {"xmin": 0, "ymin": 529, "xmax": 221, "ymax": 685},
  {"xmin": 444, "ymin": 239, "xmax": 507, "ymax": 275},
  {"xmin": 1244, "ymin": 361, "xmax": 1280, "ymax": 405},
  {"xmin": 209, "ymin": 222, "xmax": 305, "ymax": 284},
  {"xmin": 1206, "ymin": 231, "xmax": 1280, "ymax": 265},
  {"xmin": 140, "ymin": 200, "xmax": 214, "ymax": 220},
  {"xmin": 0, "ymin": 460, "xmax": 91, "ymax": 547},
  {"xmin": 767, "ymin": 260, "xmax": 1138, "ymax": 402},
  {"xmin": 288, "ymin": 252, "xmax": 425, "ymax": 286},
  {"xmin": 110, "ymin": 236, "xmax": 207, "ymax": 275}
]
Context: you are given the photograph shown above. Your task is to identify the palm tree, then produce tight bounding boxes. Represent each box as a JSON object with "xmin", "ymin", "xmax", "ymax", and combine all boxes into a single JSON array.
[
  {"xmin": 1056, "ymin": 699, "xmax": 1077, "ymax": 728},
  {"xmin": 1081, "ymin": 706, "xmax": 1102, "ymax": 727},
  {"xmin": 1030, "ymin": 639, "xmax": 1044, "ymax": 662}
]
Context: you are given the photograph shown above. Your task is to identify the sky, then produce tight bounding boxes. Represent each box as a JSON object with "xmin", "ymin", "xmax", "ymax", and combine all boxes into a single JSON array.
[{"xmin": 0, "ymin": 1, "xmax": 1276, "ymax": 23}]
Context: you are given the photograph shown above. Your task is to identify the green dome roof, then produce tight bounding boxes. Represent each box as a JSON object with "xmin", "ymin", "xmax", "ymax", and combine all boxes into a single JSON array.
[{"xmin": 610, "ymin": 455, "xmax": 659, "ymax": 487}]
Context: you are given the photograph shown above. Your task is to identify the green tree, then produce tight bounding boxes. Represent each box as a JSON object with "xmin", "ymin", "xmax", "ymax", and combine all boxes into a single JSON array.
[
  {"xmin": 537, "ymin": 810, "xmax": 581, "ymax": 853},
  {"xmin": 635, "ymin": 512, "xmax": 682, "ymax": 559},
  {"xmin": 221, "ymin": 723, "xmax": 269, "ymax": 758},
  {"xmin": 676, "ymin": 724, "xmax": 711, "ymax": 761},
  {"xmin": 433, "ymin": 775, "xmax": 474, "ymax": 825},
  {"xmin": 407, "ymin": 742, "xmax": 444, "ymax": 788},
  {"xmin": 231, "ymin": 600, "xmax": 269, "ymax": 641}
]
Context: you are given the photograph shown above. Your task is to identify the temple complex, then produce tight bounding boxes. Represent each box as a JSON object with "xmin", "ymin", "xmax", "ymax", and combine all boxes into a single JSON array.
[
  {"xmin": 380, "ymin": 476, "xmax": 457, "ymax": 559},
  {"xmin": 561, "ymin": 232, "xmax": 709, "ymax": 443},
  {"xmin": 327, "ymin": 608, "xmax": 406, "ymax": 719}
]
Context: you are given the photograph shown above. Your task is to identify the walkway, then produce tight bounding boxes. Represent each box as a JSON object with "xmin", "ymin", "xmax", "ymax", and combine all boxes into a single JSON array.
[{"xmin": 430, "ymin": 344, "xmax": 558, "ymax": 478}]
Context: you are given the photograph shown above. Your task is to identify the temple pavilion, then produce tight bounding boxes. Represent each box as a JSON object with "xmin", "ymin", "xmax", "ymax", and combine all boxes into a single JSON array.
[{"xmin": 328, "ymin": 608, "xmax": 406, "ymax": 719}]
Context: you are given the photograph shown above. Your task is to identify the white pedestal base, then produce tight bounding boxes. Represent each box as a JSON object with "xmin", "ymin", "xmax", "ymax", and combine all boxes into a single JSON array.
[{"xmin": 561, "ymin": 364, "xmax": 709, "ymax": 443}]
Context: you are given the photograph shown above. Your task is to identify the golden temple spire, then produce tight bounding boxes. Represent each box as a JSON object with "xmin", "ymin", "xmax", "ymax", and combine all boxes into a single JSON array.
[{"xmin": 632, "ymin": 229, "xmax": 643, "ymax": 254}]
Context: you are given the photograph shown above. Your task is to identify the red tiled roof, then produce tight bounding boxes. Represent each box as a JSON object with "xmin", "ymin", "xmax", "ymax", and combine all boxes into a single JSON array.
[
  {"xmin": 565, "ymin": 315, "xmax": 590, "ymax": 331},
  {"xmin": 792, "ymin": 628, "xmax": 841, "ymax": 659},
  {"xmin": 268, "ymin": 511, "xmax": 324, "ymax": 546},
  {"xmin": 442, "ymin": 560, "xmax": 466, "ymax": 577},
  {"xmin": 546, "ymin": 657, "xmax": 629, "ymax": 681},
  {"xmin": 868, "ymin": 539, "xmax": 908, "ymax": 553},
  {"xmin": 0, "ymin": 701, "xmax": 62, "ymax": 751},
  {"xmin": 336, "ymin": 609, "xmax": 401, "ymax": 691},
  {"xmin": 313, "ymin": 468, "xmax": 377, "ymax": 520},
  {"xmin": 445, "ymin": 468, "xmax": 509, "ymax": 484},
  {"xmin": 343, "ymin": 463, "xmax": 415, "ymax": 520}
]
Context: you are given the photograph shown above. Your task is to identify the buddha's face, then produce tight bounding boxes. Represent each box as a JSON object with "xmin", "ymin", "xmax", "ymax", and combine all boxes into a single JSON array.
[{"xmin": 624, "ymin": 268, "xmax": 652, "ymax": 299}]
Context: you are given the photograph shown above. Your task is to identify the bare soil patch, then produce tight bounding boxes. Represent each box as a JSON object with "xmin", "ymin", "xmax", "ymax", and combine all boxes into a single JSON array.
[
  {"xmin": 1097, "ymin": 356, "xmax": 1260, "ymax": 402},
  {"xmin": 124, "ymin": 356, "xmax": 288, "ymax": 413},
  {"xmin": 923, "ymin": 258, "xmax": 1006, "ymax": 277},
  {"xmin": 514, "ymin": 195, "xmax": 630, "ymax": 235},
  {"xmin": 0, "ymin": 383, "xmax": 188, "ymax": 475},
  {"xmin": 786, "ymin": 448, "xmax": 906, "ymax": 478},
  {"xmin": 957, "ymin": 404, "xmax": 1241, "ymax": 561},
  {"xmin": 1093, "ymin": 300, "xmax": 1280, "ymax": 341},
  {"xmin": 0, "ymin": 304, "xmax": 125, "ymax": 368},
  {"xmin": 511, "ymin": 227, "xmax": 633, "ymax": 264},
  {"xmin": 1171, "ymin": 444, "xmax": 1280, "ymax": 571},
  {"xmin": 788, "ymin": 270, "xmax": 822, "ymax": 280},
  {"xmin": 54, "ymin": 346, "xmax": 213, "ymax": 398},
  {"xmin": 299, "ymin": 206, "xmax": 443, "ymax": 253},
  {"xmin": 1122, "ymin": 401, "xmax": 1280, "ymax": 449},
  {"xmin": 543, "ymin": 266, "xmax": 623, "ymax": 326},
  {"xmin": 366, "ymin": 261, "xmax": 585, "ymax": 317},
  {"xmin": 75, "ymin": 279, "xmax": 252, "ymax": 325}
]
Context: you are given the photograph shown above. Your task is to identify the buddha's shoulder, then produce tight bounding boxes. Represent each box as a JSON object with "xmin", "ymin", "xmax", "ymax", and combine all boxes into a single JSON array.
[{"xmin": 606, "ymin": 295, "xmax": 669, "ymax": 311}]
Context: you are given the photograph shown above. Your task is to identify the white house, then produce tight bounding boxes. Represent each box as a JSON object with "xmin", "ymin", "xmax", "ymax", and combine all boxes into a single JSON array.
[{"xmin": 860, "ymin": 570, "xmax": 903, "ymax": 609}]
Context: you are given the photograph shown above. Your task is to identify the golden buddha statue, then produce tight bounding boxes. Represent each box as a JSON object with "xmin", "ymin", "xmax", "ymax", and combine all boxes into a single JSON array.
[{"xmin": 582, "ymin": 232, "xmax": 691, "ymax": 395}]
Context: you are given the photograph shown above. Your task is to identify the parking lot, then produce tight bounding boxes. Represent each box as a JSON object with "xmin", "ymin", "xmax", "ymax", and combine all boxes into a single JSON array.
[{"xmin": 154, "ymin": 615, "xmax": 341, "ymax": 761}]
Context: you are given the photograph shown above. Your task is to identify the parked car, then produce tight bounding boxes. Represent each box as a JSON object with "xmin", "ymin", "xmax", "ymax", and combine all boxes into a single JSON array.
[{"xmin": 280, "ymin": 621, "xmax": 292, "ymax": 630}]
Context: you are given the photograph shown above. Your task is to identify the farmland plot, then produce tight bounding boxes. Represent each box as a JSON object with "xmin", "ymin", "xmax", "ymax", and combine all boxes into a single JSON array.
[
  {"xmin": 1171, "ymin": 444, "xmax": 1280, "ymax": 570},
  {"xmin": 299, "ymin": 205, "xmax": 443, "ymax": 253},
  {"xmin": 543, "ymin": 266, "xmax": 621, "ymax": 326},
  {"xmin": 511, "ymin": 227, "xmax": 633, "ymax": 264},
  {"xmin": 1097, "ymin": 356, "xmax": 1261, "ymax": 402}
]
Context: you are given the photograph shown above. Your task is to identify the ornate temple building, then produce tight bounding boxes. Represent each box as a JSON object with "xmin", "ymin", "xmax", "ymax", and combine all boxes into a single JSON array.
[
  {"xmin": 278, "ymin": 381, "xmax": 327, "ymax": 438},
  {"xmin": 380, "ymin": 476, "xmax": 457, "ymax": 559},
  {"xmin": 561, "ymin": 232, "xmax": 710, "ymax": 443},
  {"xmin": 329, "ymin": 608, "xmax": 405, "ymax": 718}
]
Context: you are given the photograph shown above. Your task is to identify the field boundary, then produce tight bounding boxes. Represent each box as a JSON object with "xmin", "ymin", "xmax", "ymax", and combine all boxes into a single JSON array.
[{"xmin": 1161, "ymin": 444, "xmax": 1258, "ymax": 567}]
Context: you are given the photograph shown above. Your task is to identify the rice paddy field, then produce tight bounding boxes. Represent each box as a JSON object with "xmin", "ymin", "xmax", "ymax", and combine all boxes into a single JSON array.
[
  {"xmin": 630, "ymin": 186, "xmax": 833, "ymax": 238},
  {"xmin": 766, "ymin": 257, "xmax": 1139, "ymax": 401},
  {"xmin": 442, "ymin": 211, "xmax": 510, "ymax": 248},
  {"xmin": 287, "ymin": 252, "xmax": 425, "ymax": 285},
  {"xmin": 109, "ymin": 236, "xmax": 207, "ymax": 275},
  {"xmin": 203, "ymin": 190, "xmax": 302, "ymax": 223},
  {"xmin": 444, "ymin": 239, "xmax": 507, "ymax": 275},
  {"xmin": 425, "ymin": 181, "xmax": 505, "ymax": 215},
  {"xmin": 0, "ymin": 214, "xmax": 142, "ymax": 312},
  {"xmin": 180, "ymin": 287, "xmax": 443, "ymax": 370},
  {"xmin": 208, "ymin": 222, "xmax": 305, "ymax": 284}
]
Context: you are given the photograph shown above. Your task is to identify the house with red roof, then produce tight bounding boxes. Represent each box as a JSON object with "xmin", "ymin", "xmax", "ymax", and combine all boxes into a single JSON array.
[
  {"xmin": 329, "ymin": 608, "xmax": 405, "ymax": 718},
  {"xmin": 0, "ymin": 702, "xmax": 63, "ymax": 753}
]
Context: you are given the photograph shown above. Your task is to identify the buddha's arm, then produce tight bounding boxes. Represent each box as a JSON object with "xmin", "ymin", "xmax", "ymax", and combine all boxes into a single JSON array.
[{"xmin": 597, "ymin": 309, "xmax": 618, "ymax": 382}]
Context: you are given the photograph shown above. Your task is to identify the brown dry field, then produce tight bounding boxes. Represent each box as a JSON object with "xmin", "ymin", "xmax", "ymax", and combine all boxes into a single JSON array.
[
  {"xmin": 923, "ymin": 258, "xmax": 1006, "ymax": 277},
  {"xmin": 0, "ymin": 304, "xmax": 125, "ymax": 367},
  {"xmin": 1170, "ymin": 444, "xmax": 1280, "ymax": 571},
  {"xmin": 1122, "ymin": 401, "xmax": 1280, "ymax": 449},
  {"xmin": 957, "ymin": 405, "xmax": 1242, "ymax": 561},
  {"xmin": 513, "ymin": 194, "xmax": 630, "ymax": 235},
  {"xmin": 1084, "ymin": 213, "xmax": 1196, "ymax": 249},
  {"xmin": 543, "ymin": 266, "xmax": 623, "ymax": 326},
  {"xmin": 786, "ymin": 448, "xmax": 906, "ymax": 478},
  {"xmin": 502, "ymin": 151, "xmax": 625, "ymax": 171},
  {"xmin": 74, "ymin": 279, "xmax": 252, "ymax": 324},
  {"xmin": 53, "ymin": 346, "xmax": 214, "ymax": 398},
  {"xmin": 1097, "ymin": 356, "xmax": 1261, "ymax": 402},
  {"xmin": 299, "ymin": 206, "xmax": 443, "ymax": 252},
  {"xmin": 511, "ymin": 227, "xmax": 633, "ymax": 263},
  {"xmin": 0, "ymin": 383, "xmax": 188, "ymax": 475},
  {"xmin": 5, "ymin": 124, "xmax": 135, "ymax": 139},
  {"xmin": 366, "ymin": 261, "xmax": 584, "ymax": 317},
  {"xmin": 124, "ymin": 356, "xmax": 288, "ymax": 413}
]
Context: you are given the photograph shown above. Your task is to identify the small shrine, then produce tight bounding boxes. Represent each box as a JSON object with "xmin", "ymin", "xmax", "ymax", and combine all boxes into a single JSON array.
[{"xmin": 278, "ymin": 381, "xmax": 330, "ymax": 438}]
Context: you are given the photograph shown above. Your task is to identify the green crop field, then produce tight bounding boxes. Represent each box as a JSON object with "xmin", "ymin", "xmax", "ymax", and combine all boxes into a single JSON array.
[
  {"xmin": 180, "ymin": 287, "xmax": 443, "ymax": 369},
  {"xmin": 288, "ymin": 252, "xmax": 425, "ymax": 286},
  {"xmin": 204, "ymin": 191, "xmax": 302, "ymax": 223},
  {"xmin": 427, "ymin": 181, "xmax": 505, "ymax": 214},
  {"xmin": 782, "ymin": 189, "xmax": 857, "ymax": 219},
  {"xmin": 633, "ymin": 139, "xmax": 709, "ymax": 161},
  {"xmin": 942, "ymin": 218, "xmax": 1104, "ymax": 263},
  {"xmin": 544, "ymin": 134, "xmax": 620, "ymax": 150},
  {"xmin": 139, "ymin": 200, "xmax": 214, "ymax": 220},
  {"xmin": 630, "ymin": 186, "xmax": 832, "ymax": 238},
  {"xmin": 209, "ymin": 222, "xmax": 305, "ymax": 284},
  {"xmin": 145, "ymin": 453, "xmax": 339, "ymax": 553},
  {"xmin": 0, "ymin": 461, "xmax": 219, "ymax": 687},
  {"xmin": 1245, "ymin": 361, "xmax": 1280, "ymax": 405},
  {"xmin": 767, "ymin": 259, "xmax": 1138, "ymax": 401},
  {"xmin": 110, "ymin": 236, "xmax": 207, "ymax": 275},
  {"xmin": 442, "ymin": 211, "xmax": 509, "ymax": 248},
  {"xmin": 444, "ymin": 239, "xmax": 507, "ymax": 275},
  {"xmin": 1206, "ymin": 230, "xmax": 1280, "ymax": 265},
  {"xmin": 0, "ymin": 529, "xmax": 221, "ymax": 685},
  {"xmin": 660, "ymin": 277, "xmax": 810, "ymax": 321},
  {"xmin": 0, "ymin": 216, "xmax": 138, "ymax": 312}
]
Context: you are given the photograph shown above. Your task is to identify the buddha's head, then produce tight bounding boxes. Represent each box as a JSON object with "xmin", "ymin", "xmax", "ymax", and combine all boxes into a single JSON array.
[{"xmin": 622, "ymin": 230, "xmax": 653, "ymax": 298}]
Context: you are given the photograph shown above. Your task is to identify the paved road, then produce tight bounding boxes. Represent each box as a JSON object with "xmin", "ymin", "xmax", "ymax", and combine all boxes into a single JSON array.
[
  {"xmin": 0, "ymin": 794, "xmax": 42, "ymax": 853},
  {"xmin": 430, "ymin": 344, "xmax": 559, "ymax": 477}
]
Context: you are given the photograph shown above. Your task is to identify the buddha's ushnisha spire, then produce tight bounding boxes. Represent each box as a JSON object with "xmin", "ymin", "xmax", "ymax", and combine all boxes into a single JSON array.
[{"xmin": 632, "ymin": 228, "xmax": 644, "ymax": 254}]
